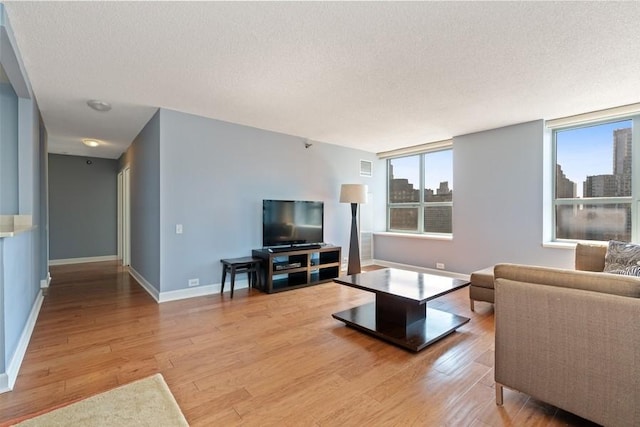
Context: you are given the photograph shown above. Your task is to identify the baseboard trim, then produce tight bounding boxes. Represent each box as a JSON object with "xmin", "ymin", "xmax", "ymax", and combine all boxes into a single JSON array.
[
  {"xmin": 49, "ymin": 255, "xmax": 118, "ymax": 266},
  {"xmin": 159, "ymin": 280, "xmax": 249, "ymax": 303},
  {"xmin": 127, "ymin": 267, "xmax": 250, "ymax": 304},
  {"xmin": 372, "ymin": 259, "xmax": 470, "ymax": 281},
  {"xmin": 128, "ymin": 267, "xmax": 160, "ymax": 302},
  {"xmin": 159, "ymin": 284, "xmax": 216, "ymax": 303},
  {"xmin": 1, "ymin": 290, "xmax": 44, "ymax": 394},
  {"xmin": 39, "ymin": 271, "xmax": 51, "ymax": 289}
]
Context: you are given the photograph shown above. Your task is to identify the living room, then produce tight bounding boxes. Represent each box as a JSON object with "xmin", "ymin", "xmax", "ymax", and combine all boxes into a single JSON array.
[{"xmin": 1, "ymin": 2, "xmax": 639, "ymax": 425}]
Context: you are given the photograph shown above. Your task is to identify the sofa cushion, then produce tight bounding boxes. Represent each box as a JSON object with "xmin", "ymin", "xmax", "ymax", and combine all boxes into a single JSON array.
[
  {"xmin": 575, "ymin": 242, "xmax": 606, "ymax": 272},
  {"xmin": 604, "ymin": 240, "xmax": 640, "ymax": 273}
]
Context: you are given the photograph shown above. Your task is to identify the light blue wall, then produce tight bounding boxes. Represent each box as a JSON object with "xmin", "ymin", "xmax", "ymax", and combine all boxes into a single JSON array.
[
  {"xmin": 155, "ymin": 108, "xmax": 383, "ymax": 292},
  {"xmin": 0, "ymin": 82, "xmax": 18, "ymax": 214},
  {"xmin": 18, "ymin": 98, "xmax": 37, "ymax": 214},
  {"xmin": 0, "ymin": 5, "xmax": 46, "ymax": 388},
  {"xmin": 0, "ymin": 242, "xmax": 3, "ymax": 373},
  {"xmin": 2, "ymin": 232, "xmax": 35, "ymax": 365},
  {"xmin": 123, "ymin": 110, "xmax": 161, "ymax": 291},
  {"xmin": 374, "ymin": 120, "xmax": 573, "ymax": 273}
]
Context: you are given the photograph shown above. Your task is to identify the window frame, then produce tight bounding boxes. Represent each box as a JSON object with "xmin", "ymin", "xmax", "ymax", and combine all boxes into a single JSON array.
[
  {"xmin": 386, "ymin": 147, "xmax": 453, "ymax": 236},
  {"xmin": 551, "ymin": 115, "xmax": 640, "ymax": 243}
]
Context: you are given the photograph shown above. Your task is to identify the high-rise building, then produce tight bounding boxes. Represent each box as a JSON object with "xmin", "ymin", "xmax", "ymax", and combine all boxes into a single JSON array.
[
  {"xmin": 556, "ymin": 164, "xmax": 576, "ymax": 198},
  {"xmin": 581, "ymin": 127, "xmax": 632, "ymax": 198},
  {"xmin": 388, "ymin": 163, "xmax": 419, "ymax": 203},
  {"xmin": 613, "ymin": 128, "xmax": 632, "ymax": 196},
  {"xmin": 388, "ymin": 163, "xmax": 452, "ymax": 232},
  {"xmin": 389, "ymin": 178, "xmax": 419, "ymax": 203},
  {"xmin": 584, "ymin": 174, "xmax": 618, "ymax": 198},
  {"xmin": 425, "ymin": 181, "xmax": 452, "ymax": 202}
]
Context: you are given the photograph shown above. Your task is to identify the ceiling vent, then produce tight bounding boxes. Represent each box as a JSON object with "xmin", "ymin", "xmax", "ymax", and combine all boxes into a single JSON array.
[{"xmin": 360, "ymin": 160, "xmax": 373, "ymax": 177}]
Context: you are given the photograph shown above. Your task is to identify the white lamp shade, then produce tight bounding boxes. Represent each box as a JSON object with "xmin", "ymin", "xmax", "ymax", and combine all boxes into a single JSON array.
[{"xmin": 340, "ymin": 184, "xmax": 368, "ymax": 204}]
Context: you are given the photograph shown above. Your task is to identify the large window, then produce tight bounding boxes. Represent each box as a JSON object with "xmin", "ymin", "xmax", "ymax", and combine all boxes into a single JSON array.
[
  {"xmin": 553, "ymin": 118, "xmax": 636, "ymax": 242},
  {"xmin": 387, "ymin": 149, "xmax": 453, "ymax": 234}
]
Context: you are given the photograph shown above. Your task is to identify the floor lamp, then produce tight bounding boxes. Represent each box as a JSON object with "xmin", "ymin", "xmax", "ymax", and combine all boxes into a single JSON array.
[{"xmin": 340, "ymin": 184, "xmax": 368, "ymax": 275}]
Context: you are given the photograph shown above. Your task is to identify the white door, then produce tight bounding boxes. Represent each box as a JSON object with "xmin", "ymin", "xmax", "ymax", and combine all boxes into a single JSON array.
[
  {"xmin": 118, "ymin": 167, "xmax": 131, "ymax": 267},
  {"xmin": 117, "ymin": 171, "xmax": 123, "ymax": 261}
]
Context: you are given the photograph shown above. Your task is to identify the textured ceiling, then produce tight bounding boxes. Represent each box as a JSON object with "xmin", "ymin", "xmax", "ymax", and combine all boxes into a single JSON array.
[{"xmin": 5, "ymin": 1, "xmax": 640, "ymax": 159}]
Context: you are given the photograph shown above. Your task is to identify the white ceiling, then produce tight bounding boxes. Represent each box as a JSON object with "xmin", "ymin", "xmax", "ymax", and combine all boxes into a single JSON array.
[{"xmin": 5, "ymin": 1, "xmax": 640, "ymax": 159}]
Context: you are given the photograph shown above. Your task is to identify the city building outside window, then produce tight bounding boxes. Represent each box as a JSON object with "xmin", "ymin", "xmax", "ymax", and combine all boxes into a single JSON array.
[
  {"xmin": 387, "ymin": 149, "xmax": 453, "ymax": 234},
  {"xmin": 553, "ymin": 118, "xmax": 636, "ymax": 242}
]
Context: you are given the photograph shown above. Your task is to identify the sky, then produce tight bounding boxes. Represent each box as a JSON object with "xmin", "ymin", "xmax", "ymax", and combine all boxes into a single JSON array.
[{"xmin": 556, "ymin": 119, "xmax": 632, "ymax": 197}]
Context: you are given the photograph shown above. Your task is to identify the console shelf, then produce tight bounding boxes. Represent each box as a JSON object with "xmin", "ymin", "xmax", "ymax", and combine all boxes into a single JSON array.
[{"xmin": 252, "ymin": 245, "xmax": 342, "ymax": 293}]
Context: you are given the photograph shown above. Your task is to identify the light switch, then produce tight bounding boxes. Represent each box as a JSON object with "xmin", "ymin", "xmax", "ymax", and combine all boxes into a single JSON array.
[{"xmin": 176, "ymin": 224, "xmax": 183, "ymax": 234}]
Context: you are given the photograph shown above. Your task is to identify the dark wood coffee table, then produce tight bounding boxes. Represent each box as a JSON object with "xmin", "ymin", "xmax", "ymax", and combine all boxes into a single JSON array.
[{"xmin": 332, "ymin": 268, "xmax": 470, "ymax": 352}]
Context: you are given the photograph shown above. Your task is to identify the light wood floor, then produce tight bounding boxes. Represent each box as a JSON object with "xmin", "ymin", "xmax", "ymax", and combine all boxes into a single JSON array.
[{"xmin": 0, "ymin": 261, "xmax": 597, "ymax": 426}]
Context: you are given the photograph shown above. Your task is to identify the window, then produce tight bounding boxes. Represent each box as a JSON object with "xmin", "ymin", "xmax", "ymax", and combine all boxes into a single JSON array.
[
  {"xmin": 387, "ymin": 149, "xmax": 453, "ymax": 234},
  {"xmin": 553, "ymin": 118, "xmax": 637, "ymax": 242}
]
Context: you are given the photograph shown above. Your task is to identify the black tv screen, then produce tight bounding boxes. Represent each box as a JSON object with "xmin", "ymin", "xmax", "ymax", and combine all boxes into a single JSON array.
[{"xmin": 263, "ymin": 200, "xmax": 324, "ymax": 247}]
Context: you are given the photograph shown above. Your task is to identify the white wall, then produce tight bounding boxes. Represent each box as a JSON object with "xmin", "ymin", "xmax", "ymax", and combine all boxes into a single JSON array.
[{"xmin": 374, "ymin": 120, "xmax": 573, "ymax": 274}]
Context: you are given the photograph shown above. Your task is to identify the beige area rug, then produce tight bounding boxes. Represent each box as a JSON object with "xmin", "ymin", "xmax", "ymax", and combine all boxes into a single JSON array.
[{"xmin": 12, "ymin": 374, "xmax": 189, "ymax": 426}]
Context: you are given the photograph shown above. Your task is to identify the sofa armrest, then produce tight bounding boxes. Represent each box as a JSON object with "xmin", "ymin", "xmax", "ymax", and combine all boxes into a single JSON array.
[
  {"xmin": 495, "ymin": 275, "xmax": 640, "ymax": 426},
  {"xmin": 494, "ymin": 263, "xmax": 640, "ymax": 298}
]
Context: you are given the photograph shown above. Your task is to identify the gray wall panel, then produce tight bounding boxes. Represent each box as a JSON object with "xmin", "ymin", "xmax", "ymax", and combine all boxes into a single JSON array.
[
  {"xmin": 124, "ymin": 110, "xmax": 161, "ymax": 290},
  {"xmin": 48, "ymin": 154, "xmax": 117, "ymax": 260}
]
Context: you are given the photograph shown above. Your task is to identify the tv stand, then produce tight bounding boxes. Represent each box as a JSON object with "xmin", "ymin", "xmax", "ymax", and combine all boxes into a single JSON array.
[
  {"xmin": 266, "ymin": 243, "xmax": 322, "ymax": 253},
  {"xmin": 252, "ymin": 245, "xmax": 341, "ymax": 293}
]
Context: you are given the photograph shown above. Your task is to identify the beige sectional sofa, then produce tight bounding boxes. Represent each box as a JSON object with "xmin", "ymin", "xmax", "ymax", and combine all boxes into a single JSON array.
[
  {"xmin": 469, "ymin": 242, "xmax": 608, "ymax": 310},
  {"xmin": 493, "ymin": 244, "xmax": 640, "ymax": 426}
]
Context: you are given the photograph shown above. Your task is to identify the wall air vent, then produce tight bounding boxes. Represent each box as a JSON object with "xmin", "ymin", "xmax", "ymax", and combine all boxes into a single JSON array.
[{"xmin": 360, "ymin": 160, "xmax": 373, "ymax": 177}]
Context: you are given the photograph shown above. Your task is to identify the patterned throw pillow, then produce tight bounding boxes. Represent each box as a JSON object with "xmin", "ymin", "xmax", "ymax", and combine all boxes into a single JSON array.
[
  {"xmin": 609, "ymin": 265, "xmax": 640, "ymax": 277},
  {"xmin": 603, "ymin": 240, "xmax": 640, "ymax": 274}
]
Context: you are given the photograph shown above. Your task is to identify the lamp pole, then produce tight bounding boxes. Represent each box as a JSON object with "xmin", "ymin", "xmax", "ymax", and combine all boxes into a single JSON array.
[
  {"xmin": 339, "ymin": 184, "xmax": 368, "ymax": 275},
  {"xmin": 347, "ymin": 202, "xmax": 361, "ymax": 275}
]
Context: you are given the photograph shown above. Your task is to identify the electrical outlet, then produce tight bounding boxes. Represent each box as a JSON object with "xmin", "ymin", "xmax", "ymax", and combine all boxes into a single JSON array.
[
  {"xmin": 436, "ymin": 263, "xmax": 445, "ymax": 270},
  {"xmin": 176, "ymin": 224, "xmax": 183, "ymax": 234},
  {"xmin": 188, "ymin": 278, "xmax": 199, "ymax": 287}
]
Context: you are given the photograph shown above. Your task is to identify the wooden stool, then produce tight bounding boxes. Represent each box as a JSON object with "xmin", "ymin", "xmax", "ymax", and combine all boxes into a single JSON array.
[{"xmin": 220, "ymin": 257, "xmax": 262, "ymax": 298}]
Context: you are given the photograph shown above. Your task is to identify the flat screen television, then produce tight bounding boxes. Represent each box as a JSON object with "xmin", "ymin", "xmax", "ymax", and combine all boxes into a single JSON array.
[{"xmin": 263, "ymin": 200, "xmax": 324, "ymax": 248}]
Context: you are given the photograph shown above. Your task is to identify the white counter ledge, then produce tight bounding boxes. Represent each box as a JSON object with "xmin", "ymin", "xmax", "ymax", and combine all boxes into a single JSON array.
[{"xmin": 0, "ymin": 215, "xmax": 35, "ymax": 238}]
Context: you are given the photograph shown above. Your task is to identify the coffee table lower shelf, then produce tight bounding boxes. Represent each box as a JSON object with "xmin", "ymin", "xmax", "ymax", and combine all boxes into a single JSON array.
[{"xmin": 332, "ymin": 302, "xmax": 470, "ymax": 352}]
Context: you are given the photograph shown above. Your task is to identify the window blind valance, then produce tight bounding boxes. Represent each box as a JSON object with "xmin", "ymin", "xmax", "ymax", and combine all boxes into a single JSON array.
[
  {"xmin": 547, "ymin": 102, "xmax": 640, "ymax": 130},
  {"xmin": 377, "ymin": 139, "xmax": 452, "ymax": 159}
]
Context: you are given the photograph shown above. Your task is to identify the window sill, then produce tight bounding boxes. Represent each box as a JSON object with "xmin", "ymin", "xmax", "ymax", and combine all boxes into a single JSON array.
[
  {"xmin": 373, "ymin": 231, "xmax": 453, "ymax": 241},
  {"xmin": 542, "ymin": 241, "xmax": 577, "ymax": 249}
]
